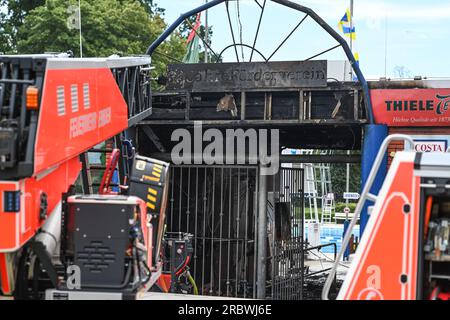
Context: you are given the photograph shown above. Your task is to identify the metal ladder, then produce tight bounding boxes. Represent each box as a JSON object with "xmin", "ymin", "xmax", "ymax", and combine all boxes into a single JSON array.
[
  {"xmin": 80, "ymin": 140, "xmax": 113, "ymax": 194},
  {"xmin": 303, "ymin": 163, "xmax": 319, "ymax": 223},
  {"xmin": 321, "ymin": 193, "xmax": 335, "ymax": 224},
  {"xmin": 322, "ymin": 134, "xmax": 415, "ymax": 300},
  {"xmin": 303, "ymin": 158, "xmax": 320, "ymax": 223},
  {"xmin": 314, "ymin": 150, "xmax": 334, "ymax": 224},
  {"xmin": 79, "ymin": 134, "xmax": 133, "ymax": 194},
  {"xmin": 301, "ymin": 149, "xmax": 335, "ymax": 224}
]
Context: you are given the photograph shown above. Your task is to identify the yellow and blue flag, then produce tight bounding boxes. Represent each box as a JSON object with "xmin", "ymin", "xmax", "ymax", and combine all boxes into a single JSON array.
[
  {"xmin": 352, "ymin": 52, "xmax": 360, "ymax": 81},
  {"xmin": 339, "ymin": 8, "xmax": 351, "ymax": 25},
  {"xmin": 353, "ymin": 52, "xmax": 359, "ymax": 64},
  {"xmin": 338, "ymin": 8, "xmax": 356, "ymax": 40}
]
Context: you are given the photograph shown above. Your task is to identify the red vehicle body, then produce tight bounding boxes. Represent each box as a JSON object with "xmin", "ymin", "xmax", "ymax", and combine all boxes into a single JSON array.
[
  {"xmin": 0, "ymin": 55, "xmax": 152, "ymax": 296},
  {"xmin": 323, "ymin": 135, "xmax": 450, "ymax": 300},
  {"xmin": 338, "ymin": 151, "xmax": 421, "ymax": 299}
]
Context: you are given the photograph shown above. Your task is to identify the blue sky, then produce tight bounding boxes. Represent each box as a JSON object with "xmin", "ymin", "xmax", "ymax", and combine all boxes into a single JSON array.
[{"xmin": 157, "ymin": 0, "xmax": 450, "ymax": 79}]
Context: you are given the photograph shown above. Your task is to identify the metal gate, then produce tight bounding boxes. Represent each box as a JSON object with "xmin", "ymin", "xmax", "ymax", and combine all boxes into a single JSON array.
[
  {"xmin": 167, "ymin": 165, "xmax": 259, "ymax": 298},
  {"xmin": 268, "ymin": 167, "xmax": 305, "ymax": 300},
  {"xmin": 166, "ymin": 165, "xmax": 304, "ymax": 299}
]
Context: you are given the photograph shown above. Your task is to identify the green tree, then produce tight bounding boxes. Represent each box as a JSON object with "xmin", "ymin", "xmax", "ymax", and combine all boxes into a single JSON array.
[
  {"xmin": 3, "ymin": 0, "xmax": 220, "ymax": 89},
  {"xmin": 0, "ymin": 0, "xmax": 45, "ymax": 53},
  {"xmin": 180, "ymin": 14, "xmax": 216, "ymax": 63},
  {"xmin": 138, "ymin": 0, "xmax": 165, "ymax": 15},
  {"xmin": 330, "ymin": 153, "xmax": 361, "ymax": 202},
  {"xmin": 15, "ymin": 0, "xmax": 185, "ymax": 78}
]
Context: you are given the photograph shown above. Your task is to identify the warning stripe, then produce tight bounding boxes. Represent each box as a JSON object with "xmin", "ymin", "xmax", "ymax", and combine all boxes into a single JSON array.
[
  {"xmin": 143, "ymin": 175, "xmax": 159, "ymax": 182},
  {"xmin": 152, "ymin": 171, "xmax": 161, "ymax": 178}
]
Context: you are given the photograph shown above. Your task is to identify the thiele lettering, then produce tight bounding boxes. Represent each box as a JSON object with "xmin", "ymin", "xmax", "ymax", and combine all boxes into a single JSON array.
[{"xmin": 385, "ymin": 100, "xmax": 434, "ymax": 112}]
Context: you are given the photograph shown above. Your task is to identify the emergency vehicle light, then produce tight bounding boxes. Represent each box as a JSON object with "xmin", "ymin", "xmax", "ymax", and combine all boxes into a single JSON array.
[{"xmin": 26, "ymin": 86, "xmax": 39, "ymax": 110}]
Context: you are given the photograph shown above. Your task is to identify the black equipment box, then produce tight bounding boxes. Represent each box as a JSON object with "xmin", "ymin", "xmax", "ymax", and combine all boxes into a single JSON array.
[
  {"xmin": 64, "ymin": 195, "xmax": 139, "ymax": 288},
  {"xmin": 128, "ymin": 155, "xmax": 169, "ymax": 266},
  {"xmin": 162, "ymin": 232, "xmax": 193, "ymax": 274}
]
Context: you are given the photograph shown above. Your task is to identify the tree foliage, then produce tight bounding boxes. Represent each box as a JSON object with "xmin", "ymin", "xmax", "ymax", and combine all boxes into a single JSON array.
[
  {"xmin": 1, "ymin": 0, "xmax": 186, "ymax": 79},
  {"xmin": 16, "ymin": 1, "xmax": 173, "ymax": 55},
  {"xmin": 0, "ymin": 0, "xmax": 45, "ymax": 53},
  {"xmin": 181, "ymin": 14, "xmax": 215, "ymax": 63},
  {"xmin": 0, "ymin": 0, "xmax": 219, "ymax": 88},
  {"xmin": 138, "ymin": 0, "xmax": 165, "ymax": 15},
  {"xmin": 330, "ymin": 160, "xmax": 361, "ymax": 201}
]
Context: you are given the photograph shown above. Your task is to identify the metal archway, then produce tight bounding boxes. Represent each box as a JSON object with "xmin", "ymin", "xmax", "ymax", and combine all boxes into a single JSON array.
[
  {"xmin": 216, "ymin": 43, "xmax": 268, "ymax": 63},
  {"xmin": 146, "ymin": 0, "xmax": 374, "ymax": 123}
]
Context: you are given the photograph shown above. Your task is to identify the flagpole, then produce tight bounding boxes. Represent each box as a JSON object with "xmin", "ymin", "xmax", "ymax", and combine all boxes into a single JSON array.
[
  {"xmin": 78, "ymin": 0, "xmax": 83, "ymax": 58},
  {"xmin": 204, "ymin": 0, "xmax": 209, "ymax": 63},
  {"xmin": 349, "ymin": 0, "xmax": 353, "ymax": 52},
  {"xmin": 384, "ymin": 14, "xmax": 388, "ymax": 78},
  {"xmin": 346, "ymin": 0, "xmax": 354, "ymax": 210}
]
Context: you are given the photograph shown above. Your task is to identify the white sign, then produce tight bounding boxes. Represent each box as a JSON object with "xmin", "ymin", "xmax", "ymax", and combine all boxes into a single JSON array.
[
  {"xmin": 344, "ymin": 192, "xmax": 360, "ymax": 200},
  {"xmin": 325, "ymin": 193, "xmax": 335, "ymax": 200},
  {"xmin": 344, "ymin": 207, "xmax": 350, "ymax": 214},
  {"xmin": 413, "ymin": 140, "xmax": 448, "ymax": 153}
]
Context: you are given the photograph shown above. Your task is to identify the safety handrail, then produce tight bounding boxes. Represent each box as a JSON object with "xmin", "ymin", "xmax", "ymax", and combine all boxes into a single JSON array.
[
  {"xmin": 306, "ymin": 242, "xmax": 338, "ymax": 260},
  {"xmin": 321, "ymin": 134, "xmax": 415, "ymax": 300}
]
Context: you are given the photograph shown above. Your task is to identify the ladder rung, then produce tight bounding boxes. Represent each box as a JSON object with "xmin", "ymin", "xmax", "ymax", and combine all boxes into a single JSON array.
[
  {"xmin": 88, "ymin": 148, "xmax": 114, "ymax": 153},
  {"xmin": 88, "ymin": 165, "xmax": 107, "ymax": 170}
]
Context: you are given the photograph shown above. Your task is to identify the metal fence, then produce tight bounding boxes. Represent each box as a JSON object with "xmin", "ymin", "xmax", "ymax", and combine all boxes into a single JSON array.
[
  {"xmin": 268, "ymin": 167, "xmax": 305, "ymax": 300},
  {"xmin": 166, "ymin": 165, "xmax": 305, "ymax": 299},
  {"xmin": 167, "ymin": 165, "xmax": 259, "ymax": 298}
]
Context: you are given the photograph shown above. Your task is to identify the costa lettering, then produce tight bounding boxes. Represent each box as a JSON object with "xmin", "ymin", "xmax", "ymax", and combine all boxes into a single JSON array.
[{"xmin": 413, "ymin": 140, "xmax": 448, "ymax": 153}]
